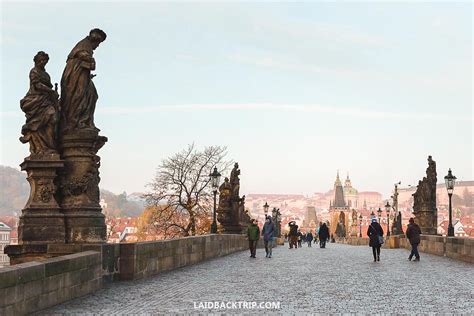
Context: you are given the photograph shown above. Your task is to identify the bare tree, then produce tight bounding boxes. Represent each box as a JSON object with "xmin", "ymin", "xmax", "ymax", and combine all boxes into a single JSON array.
[{"xmin": 143, "ymin": 144, "xmax": 231, "ymax": 239}]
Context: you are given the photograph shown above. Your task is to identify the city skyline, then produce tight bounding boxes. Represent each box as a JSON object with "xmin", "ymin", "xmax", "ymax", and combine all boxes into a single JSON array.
[{"xmin": 1, "ymin": 2, "xmax": 472, "ymax": 197}]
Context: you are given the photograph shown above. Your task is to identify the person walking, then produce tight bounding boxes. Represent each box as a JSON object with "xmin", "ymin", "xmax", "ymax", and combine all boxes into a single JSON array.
[
  {"xmin": 406, "ymin": 217, "xmax": 422, "ymax": 261},
  {"xmin": 367, "ymin": 218, "xmax": 384, "ymax": 262},
  {"xmin": 306, "ymin": 231, "xmax": 313, "ymax": 247},
  {"xmin": 318, "ymin": 223, "xmax": 329, "ymax": 248},
  {"xmin": 288, "ymin": 221, "xmax": 298, "ymax": 249},
  {"xmin": 246, "ymin": 219, "xmax": 260, "ymax": 258},
  {"xmin": 297, "ymin": 230, "xmax": 303, "ymax": 248},
  {"xmin": 262, "ymin": 216, "xmax": 275, "ymax": 258}
]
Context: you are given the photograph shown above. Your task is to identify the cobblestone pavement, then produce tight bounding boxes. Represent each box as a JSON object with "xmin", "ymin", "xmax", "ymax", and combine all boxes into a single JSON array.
[{"xmin": 42, "ymin": 243, "xmax": 473, "ymax": 315}]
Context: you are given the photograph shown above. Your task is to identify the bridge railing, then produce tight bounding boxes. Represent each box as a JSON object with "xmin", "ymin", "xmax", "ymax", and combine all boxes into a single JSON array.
[
  {"xmin": 0, "ymin": 234, "xmax": 248, "ymax": 315},
  {"xmin": 340, "ymin": 235, "xmax": 473, "ymax": 263}
]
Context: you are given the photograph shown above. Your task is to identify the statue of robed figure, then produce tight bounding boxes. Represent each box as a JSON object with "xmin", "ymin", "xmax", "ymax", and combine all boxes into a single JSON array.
[
  {"xmin": 20, "ymin": 51, "xmax": 59, "ymax": 156},
  {"xmin": 60, "ymin": 28, "xmax": 106, "ymax": 132}
]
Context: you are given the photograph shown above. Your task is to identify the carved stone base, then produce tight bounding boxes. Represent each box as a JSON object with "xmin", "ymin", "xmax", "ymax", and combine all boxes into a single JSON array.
[
  {"xmin": 414, "ymin": 208, "xmax": 438, "ymax": 235},
  {"xmin": 64, "ymin": 209, "xmax": 106, "ymax": 243},
  {"xmin": 59, "ymin": 129, "xmax": 107, "ymax": 243},
  {"xmin": 18, "ymin": 155, "xmax": 65, "ymax": 244}
]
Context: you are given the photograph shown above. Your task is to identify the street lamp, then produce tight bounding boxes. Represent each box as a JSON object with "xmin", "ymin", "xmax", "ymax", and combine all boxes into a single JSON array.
[
  {"xmin": 263, "ymin": 202, "xmax": 269, "ymax": 218},
  {"xmin": 444, "ymin": 168, "xmax": 457, "ymax": 237},
  {"xmin": 385, "ymin": 201, "xmax": 391, "ymax": 237},
  {"xmin": 377, "ymin": 208, "xmax": 382, "ymax": 223},
  {"xmin": 359, "ymin": 214, "xmax": 363, "ymax": 238},
  {"xmin": 209, "ymin": 167, "xmax": 221, "ymax": 234}
]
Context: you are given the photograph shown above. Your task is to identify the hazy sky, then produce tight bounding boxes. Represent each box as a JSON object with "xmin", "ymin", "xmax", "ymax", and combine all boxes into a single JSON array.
[{"xmin": 1, "ymin": 1, "xmax": 472, "ymax": 198}]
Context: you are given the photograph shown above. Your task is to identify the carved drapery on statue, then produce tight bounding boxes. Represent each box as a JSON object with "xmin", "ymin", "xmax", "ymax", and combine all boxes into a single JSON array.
[
  {"xmin": 20, "ymin": 51, "xmax": 59, "ymax": 157},
  {"xmin": 216, "ymin": 163, "xmax": 250, "ymax": 234},
  {"xmin": 412, "ymin": 156, "xmax": 438, "ymax": 235},
  {"xmin": 60, "ymin": 28, "xmax": 106, "ymax": 132}
]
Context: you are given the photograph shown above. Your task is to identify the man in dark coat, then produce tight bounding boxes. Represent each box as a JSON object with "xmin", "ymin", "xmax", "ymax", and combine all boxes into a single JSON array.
[
  {"xmin": 262, "ymin": 217, "xmax": 275, "ymax": 258},
  {"xmin": 367, "ymin": 218, "xmax": 384, "ymax": 262},
  {"xmin": 306, "ymin": 231, "xmax": 314, "ymax": 247},
  {"xmin": 318, "ymin": 223, "xmax": 329, "ymax": 248},
  {"xmin": 406, "ymin": 217, "xmax": 422, "ymax": 261},
  {"xmin": 288, "ymin": 221, "xmax": 298, "ymax": 249}
]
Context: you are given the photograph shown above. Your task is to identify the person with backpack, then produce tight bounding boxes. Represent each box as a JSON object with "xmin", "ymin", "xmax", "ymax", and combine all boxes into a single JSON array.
[
  {"xmin": 306, "ymin": 231, "xmax": 313, "ymax": 247},
  {"xmin": 288, "ymin": 221, "xmax": 298, "ymax": 249},
  {"xmin": 297, "ymin": 230, "xmax": 303, "ymax": 248},
  {"xmin": 367, "ymin": 218, "xmax": 384, "ymax": 262},
  {"xmin": 406, "ymin": 217, "xmax": 422, "ymax": 261},
  {"xmin": 318, "ymin": 223, "xmax": 329, "ymax": 248},
  {"xmin": 262, "ymin": 216, "xmax": 275, "ymax": 258}
]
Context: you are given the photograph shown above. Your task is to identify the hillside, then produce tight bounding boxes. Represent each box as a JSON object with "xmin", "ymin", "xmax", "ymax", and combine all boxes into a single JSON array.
[{"xmin": 0, "ymin": 165, "xmax": 144, "ymax": 217}]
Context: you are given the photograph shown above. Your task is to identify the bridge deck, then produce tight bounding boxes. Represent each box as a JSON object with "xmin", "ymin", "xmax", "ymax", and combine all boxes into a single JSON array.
[{"xmin": 41, "ymin": 243, "xmax": 473, "ymax": 314}]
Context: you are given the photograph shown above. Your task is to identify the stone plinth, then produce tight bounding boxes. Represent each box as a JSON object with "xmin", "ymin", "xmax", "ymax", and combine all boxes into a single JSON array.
[
  {"xmin": 59, "ymin": 129, "xmax": 107, "ymax": 243},
  {"xmin": 18, "ymin": 155, "xmax": 65, "ymax": 244},
  {"xmin": 413, "ymin": 208, "xmax": 437, "ymax": 235}
]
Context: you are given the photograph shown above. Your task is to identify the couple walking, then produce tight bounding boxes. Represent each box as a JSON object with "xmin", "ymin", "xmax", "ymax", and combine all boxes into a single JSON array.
[
  {"xmin": 367, "ymin": 217, "xmax": 422, "ymax": 262},
  {"xmin": 247, "ymin": 217, "xmax": 275, "ymax": 258}
]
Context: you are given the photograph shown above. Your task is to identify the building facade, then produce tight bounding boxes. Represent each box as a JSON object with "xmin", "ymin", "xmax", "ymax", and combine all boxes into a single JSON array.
[{"xmin": 0, "ymin": 222, "xmax": 12, "ymax": 267}]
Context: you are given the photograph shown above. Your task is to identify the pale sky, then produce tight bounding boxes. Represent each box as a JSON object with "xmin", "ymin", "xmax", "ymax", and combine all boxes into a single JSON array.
[{"xmin": 1, "ymin": 1, "xmax": 472, "ymax": 198}]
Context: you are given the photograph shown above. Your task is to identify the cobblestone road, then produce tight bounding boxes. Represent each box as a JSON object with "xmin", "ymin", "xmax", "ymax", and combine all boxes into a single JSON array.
[{"xmin": 42, "ymin": 243, "xmax": 473, "ymax": 315}]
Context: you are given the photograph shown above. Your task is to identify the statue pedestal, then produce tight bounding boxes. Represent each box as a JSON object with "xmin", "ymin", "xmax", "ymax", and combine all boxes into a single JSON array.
[
  {"xmin": 414, "ymin": 208, "xmax": 437, "ymax": 235},
  {"xmin": 59, "ymin": 129, "xmax": 107, "ymax": 243},
  {"xmin": 18, "ymin": 155, "xmax": 65, "ymax": 244},
  {"xmin": 350, "ymin": 225, "xmax": 358, "ymax": 237}
]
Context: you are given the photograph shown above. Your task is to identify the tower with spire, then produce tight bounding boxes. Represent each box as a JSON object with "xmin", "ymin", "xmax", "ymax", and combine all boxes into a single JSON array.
[{"xmin": 329, "ymin": 171, "xmax": 350, "ymax": 238}]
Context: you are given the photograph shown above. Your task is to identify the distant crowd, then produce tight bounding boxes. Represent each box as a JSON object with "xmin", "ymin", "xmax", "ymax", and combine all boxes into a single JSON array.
[{"xmin": 246, "ymin": 216, "xmax": 422, "ymax": 263}]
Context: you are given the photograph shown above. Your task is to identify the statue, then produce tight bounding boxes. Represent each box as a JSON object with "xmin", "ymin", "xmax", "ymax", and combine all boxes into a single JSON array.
[
  {"xmin": 412, "ymin": 156, "xmax": 438, "ymax": 235},
  {"xmin": 20, "ymin": 51, "xmax": 59, "ymax": 156},
  {"xmin": 217, "ymin": 178, "xmax": 231, "ymax": 211},
  {"xmin": 351, "ymin": 209, "xmax": 358, "ymax": 224},
  {"xmin": 216, "ymin": 163, "xmax": 248, "ymax": 234},
  {"xmin": 60, "ymin": 28, "xmax": 107, "ymax": 132},
  {"xmin": 229, "ymin": 163, "xmax": 240, "ymax": 199}
]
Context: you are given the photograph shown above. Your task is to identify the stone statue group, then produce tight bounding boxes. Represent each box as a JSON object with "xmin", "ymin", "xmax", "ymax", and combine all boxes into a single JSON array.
[
  {"xmin": 20, "ymin": 28, "xmax": 107, "ymax": 156},
  {"xmin": 15, "ymin": 28, "xmax": 109, "ymax": 245}
]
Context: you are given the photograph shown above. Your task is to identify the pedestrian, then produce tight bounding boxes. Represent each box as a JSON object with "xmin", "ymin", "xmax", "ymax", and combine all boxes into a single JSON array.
[
  {"xmin": 406, "ymin": 217, "xmax": 422, "ymax": 262},
  {"xmin": 306, "ymin": 231, "xmax": 313, "ymax": 247},
  {"xmin": 318, "ymin": 223, "xmax": 329, "ymax": 248},
  {"xmin": 288, "ymin": 221, "xmax": 298, "ymax": 249},
  {"xmin": 262, "ymin": 216, "xmax": 275, "ymax": 258},
  {"xmin": 297, "ymin": 230, "xmax": 303, "ymax": 248},
  {"xmin": 367, "ymin": 218, "xmax": 384, "ymax": 262},
  {"xmin": 246, "ymin": 219, "xmax": 260, "ymax": 258}
]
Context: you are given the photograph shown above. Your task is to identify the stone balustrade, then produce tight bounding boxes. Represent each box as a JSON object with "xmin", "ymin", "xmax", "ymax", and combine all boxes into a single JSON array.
[
  {"xmin": 0, "ymin": 234, "xmax": 248, "ymax": 315},
  {"xmin": 341, "ymin": 235, "xmax": 473, "ymax": 263},
  {"xmin": 0, "ymin": 251, "xmax": 102, "ymax": 315},
  {"xmin": 119, "ymin": 234, "xmax": 247, "ymax": 280}
]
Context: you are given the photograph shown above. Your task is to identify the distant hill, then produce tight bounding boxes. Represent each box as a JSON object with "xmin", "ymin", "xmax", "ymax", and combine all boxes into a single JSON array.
[
  {"xmin": 0, "ymin": 165, "xmax": 144, "ymax": 217},
  {"xmin": 0, "ymin": 166, "xmax": 29, "ymax": 216}
]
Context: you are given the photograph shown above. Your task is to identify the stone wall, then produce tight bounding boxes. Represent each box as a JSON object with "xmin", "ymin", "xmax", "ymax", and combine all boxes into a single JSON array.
[
  {"xmin": 0, "ymin": 251, "xmax": 102, "ymax": 315},
  {"xmin": 1, "ymin": 234, "xmax": 248, "ymax": 314},
  {"xmin": 120, "ymin": 234, "xmax": 247, "ymax": 280},
  {"xmin": 345, "ymin": 235, "xmax": 473, "ymax": 263}
]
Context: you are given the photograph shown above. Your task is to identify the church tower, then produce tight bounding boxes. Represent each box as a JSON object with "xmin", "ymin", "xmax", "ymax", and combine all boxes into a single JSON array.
[{"xmin": 329, "ymin": 171, "xmax": 350, "ymax": 238}]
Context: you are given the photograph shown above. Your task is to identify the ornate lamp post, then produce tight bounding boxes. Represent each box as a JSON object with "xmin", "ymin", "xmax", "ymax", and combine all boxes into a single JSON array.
[
  {"xmin": 385, "ymin": 201, "xmax": 391, "ymax": 237},
  {"xmin": 263, "ymin": 202, "xmax": 269, "ymax": 218},
  {"xmin": 209, "ymin": 167, "xmax": 221, "ymax": 234},
  {"xmin": 377, "ymin": 207, "xmax": 382, "ymax": 224},
  {"xmin": 444, "ymin": 169, "xmax": 457, "ymax": 237},
  {"xmin": 359, "ymin": 214, "xmax": 363, "ymax": 237}
]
